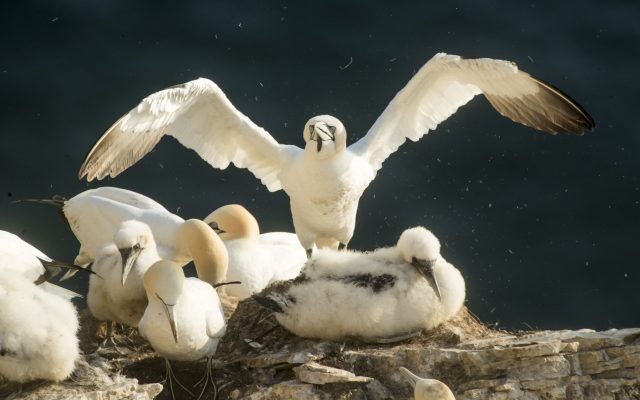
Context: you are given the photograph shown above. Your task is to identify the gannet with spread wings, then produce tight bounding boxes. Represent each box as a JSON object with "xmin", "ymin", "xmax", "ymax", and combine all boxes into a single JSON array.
[{"xmin": 79, "ymin": 53, "xmax": 595, "ymax": 255}]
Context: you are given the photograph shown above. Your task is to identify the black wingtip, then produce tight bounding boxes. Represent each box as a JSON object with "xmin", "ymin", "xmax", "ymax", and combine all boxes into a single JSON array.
[
  {"xmin": 38, "ymin": 257, "xmax": 97, "ymax": 278},
  {"xmin": 533, "ymin": 75, "xmax": 596, "ymax": 134},
  {"xmin": 253, "ymin": 295, "xmax": 285, "ymax": 314},
  {"xmin": 16, "ymin": 195, "xmax": 67, "ymax": 207}
]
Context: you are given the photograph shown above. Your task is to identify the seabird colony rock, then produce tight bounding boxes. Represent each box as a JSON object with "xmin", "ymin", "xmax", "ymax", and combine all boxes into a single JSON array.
[{"xmin": 2, "ymin": 303, "xmax": 639, "ymax": 399}]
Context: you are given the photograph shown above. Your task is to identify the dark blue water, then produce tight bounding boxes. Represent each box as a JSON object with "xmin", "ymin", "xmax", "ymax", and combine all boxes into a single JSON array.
[{"xmin": 1, "ymin": 1, "xmax": 638, "ymax": 331}]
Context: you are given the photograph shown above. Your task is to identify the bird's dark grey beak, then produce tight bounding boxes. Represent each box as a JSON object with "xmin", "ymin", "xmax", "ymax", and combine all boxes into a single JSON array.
[
  {"xmin": 399, "ymin": 367, "xmax": 420, "ymax": 388},
  {"xmin": 212, "ymin": 280, "xmax": 242, "ymax": 288},
  {"xmin": 156, "ymin": 293, "xmax": 178, "ymax": 344},
  {"xmin": 309, "ymin": 123, "xmax": 336, "ymax": 153},
  {"xmin": 410, "ymin": 257, "xmax": 441, "ymax": 300},
  {"xmin": 119, "ymin": 246, "xmax": 142, "ymax": 286}
]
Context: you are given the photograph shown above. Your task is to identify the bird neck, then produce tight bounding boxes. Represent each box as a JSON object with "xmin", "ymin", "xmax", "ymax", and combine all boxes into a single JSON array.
[{"xmin": 177, "ymin": 219, "xmax": 228, "ymax": 285}]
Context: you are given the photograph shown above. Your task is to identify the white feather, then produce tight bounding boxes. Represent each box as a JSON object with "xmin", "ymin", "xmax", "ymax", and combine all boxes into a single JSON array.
[
  {"xmin": 222, "ymin": 233, "xmax": 306, "ymax": 299},
  {"xmin": 139, "ymin": 262, "xmax": 225, "ymax": 361},
  {"xmin": 87, "ymin": 220, "xmax": 161, "ymax": 327},
  {"xmin": 263, "ymin": 226, "xmax": 466, "ymax": 340},
  {"xmin": 62, "ymin": 187, "xmax": 193, "ymax": 265},
  {"xmin": 79, "ymin": 54, "xmax": 593, "ymax": 251},
  {"xmin": 0, "ymin": 274, "xmax": 79, "ymax": 382},
  {"xmin": 0, "ymin": 230, "xmax": 79, "ymax": 299}
]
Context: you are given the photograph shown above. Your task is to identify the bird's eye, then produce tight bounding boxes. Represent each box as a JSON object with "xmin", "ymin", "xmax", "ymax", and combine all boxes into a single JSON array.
[
  {"xmin": 209, "ymin": 222, "xmax": 224, "ymax": 234},
  {"xmin": 308, "ymin": 125, "xmax": 315, "ymax": 134},
  {"xmin": 327, "ymin": 125, "xmax": 336, "ymax": 136},
  {"xmin": 133, "ymin": 243, "xmax": 141, "ymax": 250}
]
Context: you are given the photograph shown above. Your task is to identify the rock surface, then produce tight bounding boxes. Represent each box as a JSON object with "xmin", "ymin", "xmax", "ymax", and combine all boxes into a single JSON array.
[{"xmin": 1, "ymin": 299, "xmax": 639, "ymax": 399}]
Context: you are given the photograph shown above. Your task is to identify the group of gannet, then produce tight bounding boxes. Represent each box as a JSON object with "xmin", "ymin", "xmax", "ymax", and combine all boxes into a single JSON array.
[{"xmin": 1, "ymin": 52, "xmax": 594, "ymax": 398}]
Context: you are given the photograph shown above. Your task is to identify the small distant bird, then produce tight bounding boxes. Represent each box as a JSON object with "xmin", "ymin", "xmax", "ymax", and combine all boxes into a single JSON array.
[
  {"xmin": 77, "ymin": 53, "xmax": 594, "ymax": 256},
  {"xmin": 399, "ymin": 367, "xmax": 456, "ymax": 400},
  {"xmin": 254, "ymin": 226, "xmax": 465, "ymax": 341},
  {"xmin": 139, "ymin": 260, "xmax": 228, "ymax": 400},
  {"xmin": 203, "ymin": 204, "xmax": 306, "ymax": 299},
  {"xmin": 0, "ymin": 273, "xmax": 79, "ymax": 383},
  {"xmin": 25, "ymin": 187, "xmax": 227, "ymax": 286},
  {"xmin": 88, "ymin": 220, "xmax": 161, "ymax": 327}
]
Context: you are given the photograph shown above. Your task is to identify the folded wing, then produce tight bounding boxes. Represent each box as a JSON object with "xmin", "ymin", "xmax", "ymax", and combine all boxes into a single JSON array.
[
  {"xmin": 79, "ymin": 78, "xmax": 300, "ymax": 192},
  {"xmin": 350, "ymin": 53, "xmax": 595, "ymax": 172}
]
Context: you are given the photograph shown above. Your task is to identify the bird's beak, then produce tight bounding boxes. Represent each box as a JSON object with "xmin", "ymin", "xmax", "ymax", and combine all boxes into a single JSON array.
[
  {"xmin": 399, "ymin": 367, "xmax": 420, "ymax": 388},
  {"xmin": 212, "ymin": 280, "xmax": 242, "ymax": 288},
  {"xmin": 157, "ymin": 293, "xmax": 179, "ymax": 344},
  {"xmin": 410, "ymin": 257, "xmax": 441, "ymax": 300},
  {"xmin": 308, "ymin": 123, "xmax": 336, "ymax": 153},
  {"xmin": 119, "ymin": 246, "xmax": 142, "ymax": 286}
]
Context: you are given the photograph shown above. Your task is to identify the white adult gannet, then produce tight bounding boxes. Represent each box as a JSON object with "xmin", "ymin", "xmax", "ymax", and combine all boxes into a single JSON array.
[
  {"xmin": 254, "ymin": 226, "xmax": 465, "ymax": 341},
  {"xmin": 139, "ymin": 260, "xmax": 227, "ymax": 399},
  {"xmin": 399, "ymin": 367, "xmax": 456, "ymax": 400},
  {"xmin": 29, "ymin": 187, "xmax": 226, "ymax": 286},
  {"xmin": 0, "ymin": 273, "xmax": 79, "ymax": 382},
  {"xmin": 88, "ymin": 220, "xmax": 161, "ymax": 327},
  {"xmin": 77, "ymin": 53, "xmax": 595, "ymax": 255},
  {"xmin": 0, "ymin": 230, "xmax": 89, "ymax": 299},
  {"xmin": 203, "ymin": 204, "xmax": 306, "ymax": 299}
]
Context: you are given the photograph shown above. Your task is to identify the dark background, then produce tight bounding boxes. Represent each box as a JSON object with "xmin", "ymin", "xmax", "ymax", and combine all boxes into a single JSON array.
[{"xmin": 1, "ymin": 1, "xmax": 638, "ymax": 331}]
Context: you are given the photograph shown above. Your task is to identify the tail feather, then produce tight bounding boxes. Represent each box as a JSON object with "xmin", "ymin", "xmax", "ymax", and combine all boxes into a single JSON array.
[
  {"xmin": 253, "ymin": 295, "xmax": 284, "ymax": 313},
  {"xmin": 36, "ymin": 257, "xmax": 96, "ymax": 285},
  {"xmin": 253, "ymin": 293, "xmax": 291, "ymax": 314},
  {"xmin": 16, "ymin": 195, "xmax": 67, "ymax": 207},
  {"xmin": 15, "ymin": 196, "xmax": 69, "ymax": 228},
  {"xmin": 40, "ymin": 282, "xmax": 83, "ymax": 299}
]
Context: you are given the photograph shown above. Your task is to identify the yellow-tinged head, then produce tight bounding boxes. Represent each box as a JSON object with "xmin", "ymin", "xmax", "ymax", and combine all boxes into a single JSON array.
[
  {"xmin": 203, "ymin": 204, "xmax": 260, "ymax": 241},
  {"xmin": 143, "ymin": 260, "xmax": 184, "ymax": 343},
  {"xmin": 399, "ymin": 367, "xmax": 456, "ymax": 400}
]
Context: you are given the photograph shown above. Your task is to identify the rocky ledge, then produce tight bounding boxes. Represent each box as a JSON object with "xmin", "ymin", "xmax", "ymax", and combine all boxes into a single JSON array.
[{"xmin": 2, "ymin": 297, "xmax": 639, "ymax": 399}]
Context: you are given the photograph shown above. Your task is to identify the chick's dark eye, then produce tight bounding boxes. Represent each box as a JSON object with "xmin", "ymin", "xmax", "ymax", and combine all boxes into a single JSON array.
[{"xmin": 133, "ymin": 243, "xmax": 141, "ymax": 250}]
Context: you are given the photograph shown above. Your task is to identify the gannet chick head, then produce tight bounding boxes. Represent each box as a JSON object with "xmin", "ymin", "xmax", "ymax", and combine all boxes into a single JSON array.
[
  {"xmin": 398, "ymin": 226, "xmax": 442, "ymax": 299},
  {"xmin": 303, "ymin": 115, "xmax": 346, "ymax": 158},
  {"xmin": 204, "ymin": 204, "xmax": 260, "ymax": 241},
  {"xmin": 143, "ymin": 260, "xmax": 184, "ymax": 344},
  {"xmin": 399, "ymin": 367, "xmax": 456, "ymax": 400},
  {"xmin": 114, "ymin": 220, "xmax": 155, "ymax": 286}
]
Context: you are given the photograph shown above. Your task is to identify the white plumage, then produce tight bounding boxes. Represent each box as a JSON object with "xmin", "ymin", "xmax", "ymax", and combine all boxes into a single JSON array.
[
  {"xmin": 139, "ymin": 260, "xmax": 226, "ymax": 361},
  {"xmin": 0, "ymin": 230, "xmax": 81, "ymax": 299},
  {"xmin": 203, "ymin": 204, "xmax": 306, "ymax": 299},
  {"xmin": 78, "ymin": 53, "xmax": 594, "ymax": 254},
  {"xmin": 57, "ymin": 187, "xmax": 186, "ymax": 266},
  {"xmin": 49, "ymin": 187, "xmax": 227, "ymax": 286},
  {"xmin": 399, "ymin": 367, "xmax": 456, "ymax": 400},
  {"xmin": 255, "ymin": 226, "xmax": 466, "ymax": 340},
  {"xmin": 0, "ymin": 273, "xmax": 79, "ymax": 383},
  {"xmin": 88, "ymin": 220, "xmax": 161, "ymax": 327}
]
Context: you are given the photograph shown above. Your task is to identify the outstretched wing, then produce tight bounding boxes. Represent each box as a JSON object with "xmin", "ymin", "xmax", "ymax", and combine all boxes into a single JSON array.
[
  {"xmin": 79, "ymin": 78, "xmax": 301, "ymax": 192},
  {"xmin": 350, "ymin": 53, "xmax": 595, "ymax": 172}
]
